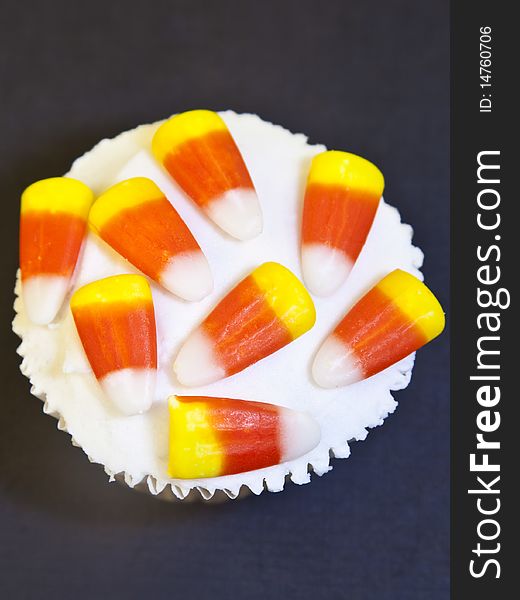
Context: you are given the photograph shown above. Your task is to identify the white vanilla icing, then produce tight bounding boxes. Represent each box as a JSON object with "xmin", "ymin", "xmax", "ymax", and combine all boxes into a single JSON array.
[{"xmin": 13, "ymin": 112, "xmax": 423, "ymax": 500}]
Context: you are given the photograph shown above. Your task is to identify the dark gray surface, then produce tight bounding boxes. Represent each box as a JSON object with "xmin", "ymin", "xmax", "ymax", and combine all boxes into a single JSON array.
[{"xmin": 0, "ymin": 1, "xmax": 449, "ymax": 598}]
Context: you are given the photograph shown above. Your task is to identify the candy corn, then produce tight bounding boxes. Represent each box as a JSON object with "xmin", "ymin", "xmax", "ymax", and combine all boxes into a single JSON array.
[
  {"xmin": 301, "ymin": 151, "xmax": 384, "ymax": 296},
  {"xmin": 152, "ymin": 110, "xmax": 262, "ymax": 240},
  {"xmin": 89, "ymin": 177, "xmax": 213, "ymax": 301},
  {"xmin": 312, "ymin": 269, "xmax": 445, "ymax": 388},
  {"xmin": 70, "ymin": 275, "xmax": 157, "ymax": 415},
  {"xmin": 19, "ymin": 177, "xmax": 94, "ymax": 324},
  {"xmin": 174, "ymin": 262, "xmax": 316, "ymax": 386},
  {"xmin": 168, "ymin": 396, "xmax": 321, "ymax": 478}
]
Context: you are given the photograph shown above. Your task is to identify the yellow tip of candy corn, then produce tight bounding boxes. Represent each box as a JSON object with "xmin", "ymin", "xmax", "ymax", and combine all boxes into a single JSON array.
[
  {"xmin": 70, "ymin": 274, "xmax": 153, "ymax": 309},
  {"xmin": 21, "ymin": 177, "xmax": 94, "ymax": 216},
  {"xmin": 307, "ymin": 150, "xmax": 385, "ymax": 197},
  {"xmin": 252, "ymin": 262, "xmax": 316, "ymax": 339},
  {"xmin": 152, "ymin": 109, "xmax": 227, "ymax": 163},
  {"xmin": 168, "ymin": 396, "xmax": 223, "ymax": 479},
  {"xmin": 377, "ymin": 269, "xmax": 445, "ymax": 341},
  {"xmin": 89, "ymin": 177, "xmax": 162, "ymax": 231}
]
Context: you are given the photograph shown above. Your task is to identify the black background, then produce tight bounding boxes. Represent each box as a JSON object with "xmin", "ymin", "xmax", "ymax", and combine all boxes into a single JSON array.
[{"xmin": 0, "ymin": 1, "xmax": 449, "ymax": 598}]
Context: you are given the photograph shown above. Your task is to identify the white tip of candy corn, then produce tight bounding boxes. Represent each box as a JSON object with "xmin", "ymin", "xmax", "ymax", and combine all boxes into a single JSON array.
[
  {"xmin": 22, "ymin": 275, "xmax": 70, "ymax": 325},
  {"xmin": 312, "ymin": 335, "xmax": 363, "ymax": 389},
  {"xmin": 160, "ymin": 251, "xmax": 213, "ymax": 302},
  {"xmin": 206, "ymin": 188, "xmax": 263, "ymax": 240},
  {"xmin": 174, "ymin": 329, "xmax": 225, "ymax": 387},
  {"xmin": 100, "ymin": 368, "xmax": 155, "ymax": 415},
  {"xmin": 280, "ymin": 407, "xmax": 321, "ymax": 462},
  {"xmin": 301, "ymin": 244, "xmax": 353, "ymax": 297}
]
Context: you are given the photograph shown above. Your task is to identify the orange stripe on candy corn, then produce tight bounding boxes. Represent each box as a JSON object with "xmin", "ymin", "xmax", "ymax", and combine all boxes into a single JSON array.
[
  {"xmin": 302, "ymin": 184, "xmax": 380, "ymax": 256},
  {"xmin": 20, "ymin": 212, "xmax": 87, "ymax": 280},
  {"xmin": 72, "ymin": 300, "xmax": 157, "ymax": 379},
  {"xmin": 201, "ymin": 275, "xmax": 292, "ymax": 378}
]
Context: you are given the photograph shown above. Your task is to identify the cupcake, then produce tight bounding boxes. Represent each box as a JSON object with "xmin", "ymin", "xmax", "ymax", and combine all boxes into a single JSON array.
[{"xmin": 13, "ymin": 110, "xmax": 444, "ymax": 501}]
